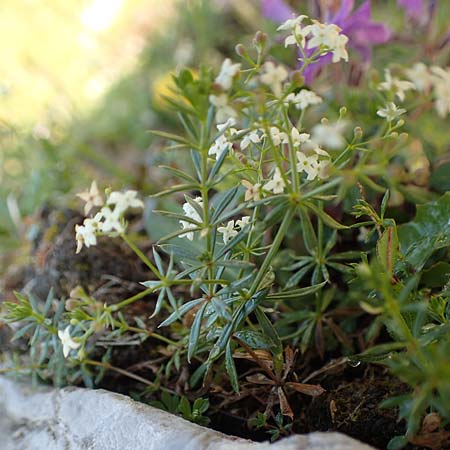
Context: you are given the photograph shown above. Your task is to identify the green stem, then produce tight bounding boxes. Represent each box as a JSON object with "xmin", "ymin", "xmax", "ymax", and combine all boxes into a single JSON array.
[
  {"xmin": 121, "ymin": 234, "xmax": 161, "ymax": 278},
  {"xmin": 248, "ymin": 207, "xmax": 295, "ymax": 298}
]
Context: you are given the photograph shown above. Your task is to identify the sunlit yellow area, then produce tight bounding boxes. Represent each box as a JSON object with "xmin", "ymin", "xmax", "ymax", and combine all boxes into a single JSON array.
[{"xmin": 0, "ymin": 0, "xmax": 175, "ymax": 129}]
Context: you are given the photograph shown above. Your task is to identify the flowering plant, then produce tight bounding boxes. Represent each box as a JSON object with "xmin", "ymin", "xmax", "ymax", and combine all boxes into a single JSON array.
[{"xmin": 3, "ymin": 5, "xmax": 450, "ymax": 449}]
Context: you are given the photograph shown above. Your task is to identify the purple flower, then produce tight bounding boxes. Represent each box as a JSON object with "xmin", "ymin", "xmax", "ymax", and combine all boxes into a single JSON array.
[
  {"xmin": 261, "ymin": 0, "xmax": 391, "ymax": 83},
  {"xmin": 261, "ymin": 0, "xmax": 294, "ymax": 22},
  {"xmin": 397, "ymin": 0, "xmax": 425, "ymax": 21}
]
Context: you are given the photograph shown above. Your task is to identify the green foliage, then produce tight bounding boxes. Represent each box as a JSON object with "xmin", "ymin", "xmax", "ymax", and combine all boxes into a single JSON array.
[
  {"xmin": 150, "ymin": 392, "xmax": 210, "ymax": 426},
  {"xmin": 1, "ymin": 2, "xmax": 450, "ymax": 447}
]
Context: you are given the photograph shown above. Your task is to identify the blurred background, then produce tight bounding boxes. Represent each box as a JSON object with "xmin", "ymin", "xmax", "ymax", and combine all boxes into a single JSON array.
[{"xmin": 1, "ymin": 0, "xmax": 449, "ymax": 271}]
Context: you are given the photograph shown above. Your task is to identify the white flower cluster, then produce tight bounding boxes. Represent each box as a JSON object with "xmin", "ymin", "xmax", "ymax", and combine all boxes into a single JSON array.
[
  {"xmin": 217, "ymin": 216, "xmax": 251, "ymax": 243},
  {"xmin": 285, "ymin": 89, "xmax": 322, "ymax": 110},
  {"xmin": 179, "ymin": 196, "xmax": 203, "ymax": 241},
  {"xmin": 209, "ymin": 58, "xmax": 241, "ymax": 122},
  {"xmin": 278, "ymin": 15, "xmax": 349, "ymax": 64},
  {"xmin": 208, "ymin": 118, "xmax": 237, "ymax": 159},
  {"xmin": 378, "ymin": 64, "xmax": 450, "ymax": 118},
  {"xmin": 75, "ymin": 181, "xmax": 144, "ymax": 253},
  {"xmin": 405, "ymin": 63, "xmax": 450, "ymax": 118}
]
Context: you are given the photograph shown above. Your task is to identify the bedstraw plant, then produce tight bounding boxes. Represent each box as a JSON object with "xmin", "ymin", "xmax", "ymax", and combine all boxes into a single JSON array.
[{"xmin": 3, "ymin": 12, "xmax": 450, "ymax": 449}]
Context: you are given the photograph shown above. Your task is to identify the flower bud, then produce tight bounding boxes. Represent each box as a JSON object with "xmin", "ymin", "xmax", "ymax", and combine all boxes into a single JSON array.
[
  {"xmin": 69, "ymin": 285, "xmax": 86, "ymax": 300},
  {"xmin": 253, "ymin": 31, "xmax": 267, "ymax": 46},
  {"xmin": 353, "ymin": 126, "xmax": 363, "ymax": 139},
  {"xmin": 235, "ymin": 43, "xmax": 247, "ymax": 58},
  {"xmin": 65, "ymin": 299, "xmax": 78, "ymax": 311},
  {"xmin": 339, "ymin": 106, "xmax": 347, "ymax": 118}
]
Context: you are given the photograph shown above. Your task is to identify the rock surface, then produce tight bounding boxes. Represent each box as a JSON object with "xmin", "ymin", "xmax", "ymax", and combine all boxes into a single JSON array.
[{"xmin": 0, "ymin": 376, "xmax": 376, "ymax": 450}]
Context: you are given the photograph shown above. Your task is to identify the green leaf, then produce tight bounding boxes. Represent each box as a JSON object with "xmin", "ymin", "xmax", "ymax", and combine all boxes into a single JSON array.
[
  {"xmin": 255, "ymin": 307, "xmax": 282, "ymax": 355},
  {"xmin": 376, "ymin": 226, "xmax": 398, "ymax": 277},
  {"xmin": 267, "ymin": 282, "xmax": 326, "ymax": 300},
  {"xmin": 211, "ymin": 186, "xmax": 239, "ymax": 223},
  {"xmin": 178, "ymin": 396, "xmax": 192, "ymax": 418},
  {"xmin": 430, "ymin": 162, "xmax": 450, "ymax": 193},
  {"xmin": 398, "ymin": 192, "xmax": 450, "ymax": 271},
  {"xmin": 188, "ymin": 302, "xmax": 207, "ymax": 362},
  {"xmin": 234, "ymin": 330, "xmax": 273, "ymax": 350},
  {"xmin": 159, "ymin": 298, "xmax": 204, "ymax": 327},
  {"xmin": 225, "ymin": 342, "xmax": 239, "ymax": 393},
  {"xmin": 387, "ymin": 436, "xmax": 409, "ymax": 450},
  {"xmin": 149, "ymin": 130, "xmax": 192, "ymax": 146},
  {"xmin": 421, "ymin": 262, "xmax": 450, "ymax": 288},
  {"xmin": 150, "ymin": 183, "xmax": 200, "ymax": 199},
  {"xmin": 298, "ymin": 207, "xmax": 317, "ymax": 255},
  {"xmin": 304, "ymin": 202, "xmax": 348, "ymax": 229}
]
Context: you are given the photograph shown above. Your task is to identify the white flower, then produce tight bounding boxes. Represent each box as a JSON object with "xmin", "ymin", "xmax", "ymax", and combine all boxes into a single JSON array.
[
  {"xmin": 331, "ymin": 33, "xmax": 349, "ymax": 63},
  {"xmin": 290, "ymin": 89, "xmax": 322, "ymax": 110},
  {"xmin": 296, "ymin": 152, "xmax": 319, "ymax": 181},
  {"xmin": 279, "ymin": 16, "xmax": 310, "ymax": 48},
  {"xmin": 430, "ymin": 66, "xmax": 450, "ymax": 117},
  {"xmin": 179, "ymin": 197, "xmax": 203, "ymax": 241},
  {"xmin": 77, "ymin": 181, "xmax": 103, "ymax": 215},
  {"xmin": 405, "ymin": 63, "xmax": 433, "ymax": 93},
  {"xmin": 316, "ymin": 159, "xmax": 331, "ymax": 179},
  {"xmin": 241, "ymin": 130, "xmax": 261, "ymax": 150},
  {"xmin": 269, "ymin": 126, "xmax": 288, "ymax": 146},
  {"xmin": 209, "ymin": 94, "xmax": 237, "ymax": 123},
  {"xmin": 241, "ymin": 180, "xmax": 261, "ymax": 201},
  {"xmin": 215, "ymin": 58, "xmax": 241, "ymax": 90},
  {"xmin": 263, "ymin": 168, "xmax": 286, "ymax": 194},
  {"xmin": 304, "ymin": 21, "xmax": 348, "ymax": 63},
  {"xmin": 217, "ymin": 118, "xmax": 237, "ymax": 134},
  {"xmin": 101, "ymin": 206, "xmax": 125, "ymax": 233},
  {"xmin": 377, "ymin": 103, "xmax": 406, "ymax": 122},
  {"xmin": 217, "ymin": 220, "xmax": 238, "ymax": 244},
  {"xmin": 312, "ymin": 121, "xmax": 347, "ymax": 150},
  {"xmin": 260, "ymin": 62, "xmax": 288, "ymax": 97},
  {"xmin": 209, "ymin": 134, "xmax": 231, "ymax": 159},
  {"xmin": 307, "ymin": 22, "xmax": 340, "ymax": 49},
  {"xmin": 291, "ymin": 128, "xmax": 311, "ymax": 147},
  {"xmin": 284, "ymin": 34, "xmax": 299, "ymax": 48},
  {"xmin": 379, "ymin": 69, "xmax": 416, "ymax": 102},
  {"xmin": 277, "ymin": 15, "xmax": 308, "ymax": 32},
  {"xmin": 107, "ymin": 190, "xmax": 144, "ymax": 215},
  {"xmin": 236, "ymin": 216, "xmax": 251, "ymax": 229},
  {"xmin": 58, "ymin": 326, "xmax": 81, "ymax": 358},
  {"xmin": 75, "ymin": 215, "xmax": 100, "ymax": 254}
]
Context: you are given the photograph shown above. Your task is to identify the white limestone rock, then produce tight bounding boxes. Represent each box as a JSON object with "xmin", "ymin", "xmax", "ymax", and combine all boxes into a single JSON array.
[{"xmin": 0, "ymin": 376, "xmax": 375, "ymax": 450}]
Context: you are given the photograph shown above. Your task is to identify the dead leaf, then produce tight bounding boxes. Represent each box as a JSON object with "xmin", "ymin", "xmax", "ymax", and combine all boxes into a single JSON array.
[
  {"xmin": 246, "ymin": 373, "xmax": 274, "ymax": 385},
  {"xmin": 286, "ymin": 381, "xmax": 326, "ymax": 397},
  {"xmin": 278, "ymin": 387, "xmax": 294, "ymax": 420}
]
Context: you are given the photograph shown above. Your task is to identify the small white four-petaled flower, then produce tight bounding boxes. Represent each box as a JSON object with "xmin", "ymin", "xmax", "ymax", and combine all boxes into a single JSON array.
[
  {"xmin": 77, "ymin": 181, "xmax": 103, "ymax": 215},
  {"xmin": 377, "ymin": 103, "xmax": 406, "ymax": 122},
  {"xmin": 241, "ymin": 180, "xmax": 261, "ymax": 201},
  {"xmin": 58, "ymin": 326, "xmax": 81, "ymax": 358},
  {"xmin": 378, "ymin": 69, "xmax": 416, "ymax": 102},
  {"xmin": 263, "ymin": 168, "xmax": 286, "ymax": 194},
  {"xmin": 107, "ymin": 190, "xmax": 144, "ymax": 215},
  {"xmin": 217, "ymin": 220, "xmax": 238, "ymax": 244},
  {"xmin": 260, "ymin": 62, "xmax": 288, "ymax": 97},
  {"xmin": 215, "ymin": 58, "xmax": 241, "ymax": 90}
]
